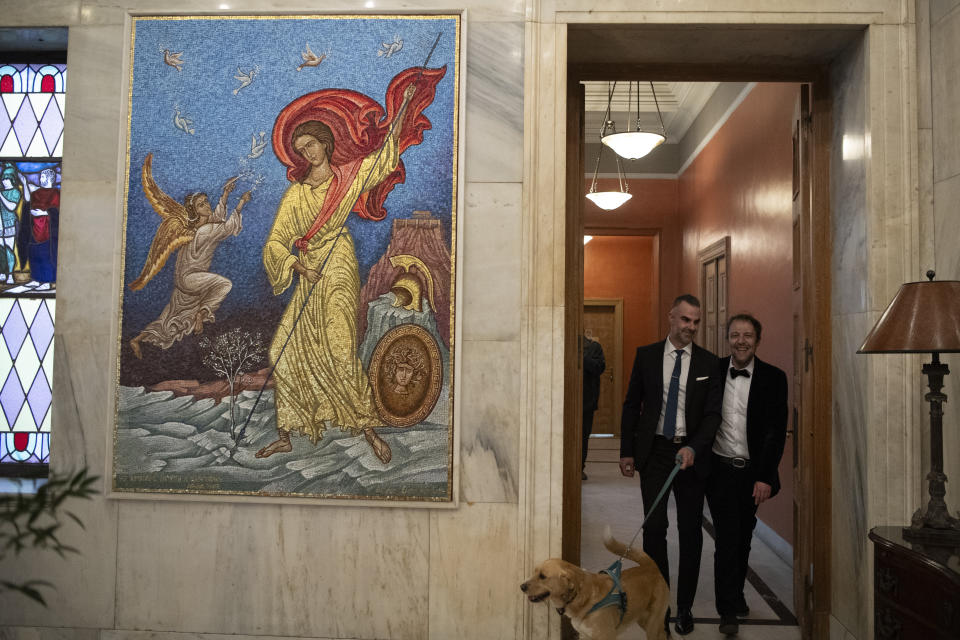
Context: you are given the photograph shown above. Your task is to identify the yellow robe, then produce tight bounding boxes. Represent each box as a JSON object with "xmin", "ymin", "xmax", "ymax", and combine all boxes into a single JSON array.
[{"xmin": 263, "ymin": 134, "xmax": 399, "ymax": 441}]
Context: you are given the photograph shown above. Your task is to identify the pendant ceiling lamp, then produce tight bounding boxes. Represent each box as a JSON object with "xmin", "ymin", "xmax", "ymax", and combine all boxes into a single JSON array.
[
  {"xmin": 601, "ymin": 81, "xmax": 666, "ymax": 160},
  {"xmin": 586, "ymin": 82, "xmax": 632, "ymax": 211}
]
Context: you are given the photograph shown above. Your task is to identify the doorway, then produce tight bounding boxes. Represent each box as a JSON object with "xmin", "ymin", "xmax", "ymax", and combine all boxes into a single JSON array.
[
  {"xmin": 563, "ymin": 25, "xmax": 844, "ymax": 640},
  {"xmin": 583, "ymin": 298, "xmax": 622, "ymax": 436}
]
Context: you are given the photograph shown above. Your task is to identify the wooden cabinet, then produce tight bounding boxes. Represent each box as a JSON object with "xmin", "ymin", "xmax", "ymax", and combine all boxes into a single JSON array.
[{"xmin": 869, "ymin": 526, "xmax": 960, "ymax": 639}]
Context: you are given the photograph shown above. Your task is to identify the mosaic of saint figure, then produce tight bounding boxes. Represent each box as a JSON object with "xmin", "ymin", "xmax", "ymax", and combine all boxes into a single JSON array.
[
  {"xmin": 129, "ymin": 154, "xmax": 252, "ymax": 359},
  {"xmin": 255, "ymin": 65, "xmax": 445, "ymax": 464}
]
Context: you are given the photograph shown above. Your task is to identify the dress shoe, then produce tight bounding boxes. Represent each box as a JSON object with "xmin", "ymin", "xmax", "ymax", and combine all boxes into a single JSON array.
[
  {"xmin": 719, "ymin": 615, "xmax": 739, "ymax": 635},
  {"xmin": 674, "ymin": 607, "xmax": 694, "ymax": 635}
]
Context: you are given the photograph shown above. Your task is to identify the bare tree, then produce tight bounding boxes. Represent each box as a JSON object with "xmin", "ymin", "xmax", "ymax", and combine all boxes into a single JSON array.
[{"xmin": 199, "ymin": 328, "xmax": 265, "ymax": 445}]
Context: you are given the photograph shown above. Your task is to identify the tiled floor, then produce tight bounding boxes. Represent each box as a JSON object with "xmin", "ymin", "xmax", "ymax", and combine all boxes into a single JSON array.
[{"xmin": 580, "ymin": 436, "xmax": 801, "ymax": 639}]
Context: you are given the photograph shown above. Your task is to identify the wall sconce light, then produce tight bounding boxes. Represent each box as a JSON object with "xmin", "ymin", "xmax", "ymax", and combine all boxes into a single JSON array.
[
  {"xmin": 858, "ymin": 270, "xmax": 960, "ymax": 547},
  {"xmin": 601, "ymin": 81, "xmax": 666, "ymax": 160},
  {"xmin": 586, "ymin": 82, "xmax": 632, "ymax": 211}
]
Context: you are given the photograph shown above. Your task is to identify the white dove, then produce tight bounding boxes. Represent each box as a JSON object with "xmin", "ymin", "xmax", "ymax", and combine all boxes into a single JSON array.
[
  {"xmin": 297, "ymin": 43, "xmax": 327, "ymax": 71},
  {"xmin": 163, "ymin": 49, "xmax": 184, "ymax": 72},
  {"xmin": 233, "ymin": 66, "xmax": 257, "ymax": 96},
  {"xmin": 173, "ymin": 107, "xmax": 195, "ymax": 135},
  {"xmin": 377, "ymin": 35, "xmax": 403, "ymax": 58},
  {"xmin": 248, "ymin": 132, "xmax": 267, "ymax": 159}
]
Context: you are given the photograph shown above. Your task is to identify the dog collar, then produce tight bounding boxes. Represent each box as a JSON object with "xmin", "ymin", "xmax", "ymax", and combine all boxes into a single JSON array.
[
  {"xmin": 556, "ymin": 586, "xmax": 578, "ymax": 615},
  {"xmin": 587, "ymin": 559, "xmax": 628, "ymax": 624}
]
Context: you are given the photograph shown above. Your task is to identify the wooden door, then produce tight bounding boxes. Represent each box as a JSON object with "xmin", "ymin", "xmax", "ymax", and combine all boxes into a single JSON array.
[
  {"xmin": 583, "ymin": 299, "xmax": 622, "ymax": 436},
  {"xmin": 793, "ymin": 81, "xmax": 832, "ymax": 638},
  {"xmin": 698, "ymin": 237, "xmax": 730, "ymax": 357}
]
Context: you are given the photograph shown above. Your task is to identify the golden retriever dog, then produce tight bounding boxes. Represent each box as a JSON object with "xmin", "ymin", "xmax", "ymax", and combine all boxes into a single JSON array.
[{"xmin": 520, "ymin": 527, "xmax": 669, "ymax": 640}]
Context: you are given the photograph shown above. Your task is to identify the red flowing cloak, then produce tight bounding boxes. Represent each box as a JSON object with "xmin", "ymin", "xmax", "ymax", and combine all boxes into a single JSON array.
[{"xmin": 272, "ymin": 66, "xmax": 447, "ymax": 251}]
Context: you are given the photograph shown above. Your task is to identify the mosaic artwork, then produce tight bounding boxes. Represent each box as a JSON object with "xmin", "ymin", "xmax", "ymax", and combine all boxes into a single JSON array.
[{"xmin": 113, "ymin": 15, "xmax": 461, "ymax": 502}]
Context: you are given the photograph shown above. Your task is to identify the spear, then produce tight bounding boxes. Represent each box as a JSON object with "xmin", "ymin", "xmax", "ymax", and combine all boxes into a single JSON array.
[{"xmin": 238, "ymin": 32, "xmax": 444, "ymax": 458}]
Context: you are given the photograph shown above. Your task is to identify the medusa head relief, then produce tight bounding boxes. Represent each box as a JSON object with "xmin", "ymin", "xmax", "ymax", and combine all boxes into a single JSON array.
[{"xmin": 369, "ymin": 323, "xmax": 443, "ymax": 427}]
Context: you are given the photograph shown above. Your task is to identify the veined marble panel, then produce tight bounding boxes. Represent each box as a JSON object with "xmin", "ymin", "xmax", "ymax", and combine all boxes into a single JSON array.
[
  {"xmin": 831, "ymin": 36, "xmax": 868, "ymax": 315},
  {"xmin": 462, "ymin": 182, "xmax": 522, "ymax": 341},
  {"xmin": 931, "ymin": 0, "xmax": 960, "ymax": 24},
  {"xmin": 533, "ymin": 0, "xmax": 901, "ymax": 24},
  {"xmin": 73, "ymin": 1, "xmax": 523, "ymax": 26},
  {"xmin": 0, "ymin": 629, "xmax": 99, "ymax": 640},
  {"xmin": 943, "ymin": 354, "xmax": 960, "ymax": 518},
  {"xmin": 59, "ymin": 24, "xmax": 128, "ymax": 184},
  {"xmin": 115, "ymin": 501, "xmax": 430, "ymax": 637},
  {"xmin": 831, "ymin": 312, "xmax": 875, "ymax": 639},
  {"xmin": 465, "ymin": 22, "xmax": 524, "ymax": 183},
  {"xmin": 459, "ymin": 339, "xmax": 521, "ymax": 503},
  {"xmin": 55, "ymin": 261, "xmax": 116, "ymax": 339},
  {"xmin": 829, "ymin": 614, "xmax": 858, "ymax": 640},
  {"xmin": 102, "ymin": 632, "xmax": 341, "ymax": 640},
  {"xmin": 57, "ymin": 179, "xmax": 121, "ymax": 280},
  {"xmin": 0, "ymin": 495, "xmax": 118, "ymax": 629},
  {"xmin": 51, "ymin": 333, "xmax": 115, "ymax": 469},
  {"xmin": 931, "ymin": 8, "xmax": 960, "ymax": 182},
  {"xmin": 933, "ymin": 173, "xmax": 960, "ymax": 518},
  {"xmin": 918, "ymin": 128, "xmax": 935, "ymax": 268},
  {"xmin": 918, "ymin": 0, "xmax": 933, "ymax": 130},
  {"xmin": 933, "ymin": 172, "xmax": 960, "ymax": 280},
  {"xmin": 428, "ymin": 502, "xmax": 519, "ymax": 639},
  {"xmin": 1, "ymin": 1, "xmax": 81, "ymax": 26},
  {"xmin": 866, "ymin": 24, "xmax": 916, "ymax": 306}
]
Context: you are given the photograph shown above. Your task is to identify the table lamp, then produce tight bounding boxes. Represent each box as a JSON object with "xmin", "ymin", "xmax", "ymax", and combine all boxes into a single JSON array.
[{"xmin": 858, "ymin": 270, "xmax": 960, "ymax": 546}]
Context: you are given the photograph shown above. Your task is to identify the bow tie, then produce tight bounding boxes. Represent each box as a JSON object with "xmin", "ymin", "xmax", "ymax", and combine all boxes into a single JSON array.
[{"xmin": 730, "ymin": 367, "xmax": 750, "ymax": 379}]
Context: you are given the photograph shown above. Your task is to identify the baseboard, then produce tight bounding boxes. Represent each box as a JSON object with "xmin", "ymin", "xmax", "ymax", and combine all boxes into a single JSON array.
[{"xmin": 754, "ymin": 518, "xmax": 793, "ymax": 567}]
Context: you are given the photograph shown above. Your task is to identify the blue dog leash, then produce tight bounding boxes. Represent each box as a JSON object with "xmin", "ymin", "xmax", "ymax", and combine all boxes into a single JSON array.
[{"xmin": 588, "ymin": 454, "xmax": 684, "ymax": 621}]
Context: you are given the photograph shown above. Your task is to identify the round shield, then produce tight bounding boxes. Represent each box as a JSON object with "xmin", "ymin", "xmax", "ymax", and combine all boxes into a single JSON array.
[{"xmin": 368, "ymin": 323, "xmax": 443, "ymax": 427}]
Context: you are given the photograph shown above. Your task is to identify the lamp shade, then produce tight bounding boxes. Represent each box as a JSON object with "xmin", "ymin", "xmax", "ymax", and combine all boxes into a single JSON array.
[
  {"xmin": 858, "ymin": 278, "xmax": 960, "ymax": 353},
  {"xmin": 601, "ymin": 131, "xmax": 666, "ymax": 160},
  {"xmin": 586, "ymin": 191, "xmax": 632, "ymax": 210}
]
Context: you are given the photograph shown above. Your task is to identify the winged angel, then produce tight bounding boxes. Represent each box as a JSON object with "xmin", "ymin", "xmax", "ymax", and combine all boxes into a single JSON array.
[{"xmin": 129, "ymin": 153, "xmax": 251, "ymax": 359}]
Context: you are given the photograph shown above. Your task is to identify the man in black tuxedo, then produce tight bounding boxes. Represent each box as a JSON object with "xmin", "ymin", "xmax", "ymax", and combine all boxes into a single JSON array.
[
  {"xmin": 619, "ymin": 294, "xmax": 722, "ymax": 635},
  {"xmin": 706, "ymin": 313, "xmax": 788, "ymax": 636}
]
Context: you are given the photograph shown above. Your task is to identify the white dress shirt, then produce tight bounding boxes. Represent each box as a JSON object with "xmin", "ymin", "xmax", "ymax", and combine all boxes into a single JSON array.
[
  {"xmin": 657, "ymin": 338, "xmax": 693, "ymax": 437},
  {"xmin": 713, "ymin": 356, "xmax": 755, "ymax": 458}
]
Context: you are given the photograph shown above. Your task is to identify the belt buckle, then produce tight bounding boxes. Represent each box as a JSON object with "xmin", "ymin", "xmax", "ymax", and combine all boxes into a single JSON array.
[
  {"xmin": 732, "ymin": 457, "xmax": 747, "ymax": 469},
  {"xmin": 672, "ymin": 436, "xmax": 684, "ymax": 444}
]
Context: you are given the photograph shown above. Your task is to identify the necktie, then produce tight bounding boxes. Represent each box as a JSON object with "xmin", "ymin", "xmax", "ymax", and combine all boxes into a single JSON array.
[
  {"xmin": 663, "ymin": 349, "xmax": 683, "ymax": 439},
  {"xmin": 730, "ymin": 367, "xmax": 750, "ymax": 379}
]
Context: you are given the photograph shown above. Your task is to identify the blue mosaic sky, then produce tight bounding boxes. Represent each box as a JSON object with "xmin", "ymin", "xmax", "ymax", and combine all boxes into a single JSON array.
[{"xmin": 122, "ymin": 16, "xmax": 459, "ymax": 332}]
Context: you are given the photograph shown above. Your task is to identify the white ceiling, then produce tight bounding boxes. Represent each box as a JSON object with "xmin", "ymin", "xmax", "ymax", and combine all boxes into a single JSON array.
[{"xmin": 582, "ymin": 81, "xmax": 719, "ymax": 145}]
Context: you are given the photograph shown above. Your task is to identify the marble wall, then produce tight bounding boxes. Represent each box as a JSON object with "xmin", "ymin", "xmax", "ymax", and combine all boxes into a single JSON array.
[
  {"xmin": 830, "ymin": 35, "xmax": 872, "ymax": 639},
  {"xmin": 0, "ymin": 1, "xmax": 936, "ymax": 639},
  {"xmin": 0, "ymin": 1, "xmax": 527, "ymax": 639},
  {"xmin": 928, "ymin": 0, "xmax": 960, "ymax": 529}
]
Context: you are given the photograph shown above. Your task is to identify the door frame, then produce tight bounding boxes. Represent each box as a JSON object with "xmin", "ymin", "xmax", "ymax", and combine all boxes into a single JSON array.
[
  {"xmin": 563, "ymin": 58, "xmax": 833, "ymax": 640},
  {"xmin": 584, "ymin": 297, "xmax": 623, "ymax": 436}
]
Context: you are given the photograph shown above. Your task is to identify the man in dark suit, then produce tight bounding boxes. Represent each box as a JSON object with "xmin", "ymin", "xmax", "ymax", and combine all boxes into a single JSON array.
[
  {"xmin": 706, "ymin": 313, "xmax": 788, "ymax": 636},
  {"xmin": 582, "ymin": 333, "xmax": 606, "ymax": 480},
  {"xmin": 619, "ymin": 294, "xmax": 722, "ymax": 635}
]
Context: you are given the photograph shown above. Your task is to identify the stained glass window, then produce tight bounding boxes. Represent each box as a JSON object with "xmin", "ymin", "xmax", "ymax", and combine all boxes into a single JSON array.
[
  {"xmin": 0, "ymin": 64, "xmax": 66, "ymax": 157},
  {"xmin": 0, "ymin": 60, "xmax": 63, "ymax": 478}
]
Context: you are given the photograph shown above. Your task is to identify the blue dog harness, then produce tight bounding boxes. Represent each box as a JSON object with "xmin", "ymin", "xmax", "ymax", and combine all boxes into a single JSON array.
[
  {"xmin": 587, "ymin": 558, "xmax": 628, "ymax": 623},
  {"xmin": 585, "ymin": 457, "xmax": 683, "ymax": 625}
]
